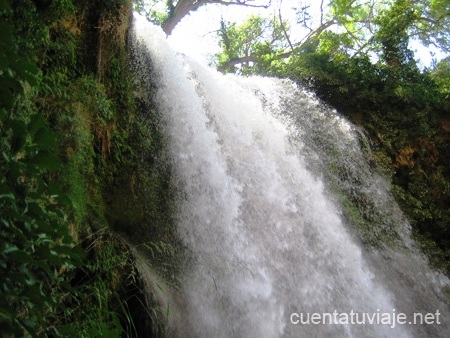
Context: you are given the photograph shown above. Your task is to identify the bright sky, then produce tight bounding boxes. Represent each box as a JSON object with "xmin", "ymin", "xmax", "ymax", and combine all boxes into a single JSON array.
[
  {"xmin": 167, "ymin": 0, "xmax": 300, "ymax": 64},
  {"xmin": 166, "ymin": 0, "xmax": 441, "ymax": 68}
]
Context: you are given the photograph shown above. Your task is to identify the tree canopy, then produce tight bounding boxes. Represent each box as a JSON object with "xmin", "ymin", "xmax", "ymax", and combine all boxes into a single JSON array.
[{"xmin": 212, "ymin": 0, "xmax": 450, "ymax": 73}]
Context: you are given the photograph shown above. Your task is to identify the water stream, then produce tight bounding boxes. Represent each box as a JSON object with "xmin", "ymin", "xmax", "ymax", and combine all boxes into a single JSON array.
[{"xmin": 130, "ymin": 14, "xmax": 449, "ymax": 337}]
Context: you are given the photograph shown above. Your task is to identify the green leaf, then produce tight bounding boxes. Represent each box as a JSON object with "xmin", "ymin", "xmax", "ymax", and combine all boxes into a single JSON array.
[
  {"xmin": 29, "ymin": 151, "xmax": 61, "ymax": 171},
  {"xmin": 0, "ymin": 307, "xmax": 15, "ymax": 321},
  {"xmin": 28, "ymin": 114, "xmax": 46, "ymax": 136},
  {"xmin": 9, "ymin": 119, "xmax": 28, "ymax": 153},
  {"xmin": 0, "ymin": 76, "xmax": 23, "ymax": 95},
  {"xmin": 7, "ymin": 161, "xmax": 23, "ymax": 181},
  {"xmin": 37, "ymin": 224, "xmax": 56, "ymax": 236},
  {"xmin": 17, "ymin": 317, "xmax": 38, "ymax": 338},
  {"xmin": 53, "ymin": 245, "xmax": 78, "ymax": 258},
  {"xmin": 0, "ymin": 193, "xmax": 15, "ymax": 201},
  {"xmin": 2, "ymin": 245, "xmax": 19, "ymax": 254},
  {"xmin": 11, "ymin": 58, "xmax": 39, "ymax": 86},
  {"xmin": 0, "ymin": 22, "xmax": 14, "ymax": 53},
  {"xmin": 32, "ymin": 260, "xmax": 52, "ymax": 274},
  {"xmin": 33, "ymin": 127, "xmax": 56, "ymax": 150},
  {"xmin": 9, "ymin": 250, "xmax": 32, "ymax": 264}
]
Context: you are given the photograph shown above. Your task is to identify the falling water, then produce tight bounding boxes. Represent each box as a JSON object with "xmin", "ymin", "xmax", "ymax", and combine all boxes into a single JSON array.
[{"xmin": 129, "ymin": 14, "xmax": 449, "ymax": 337}]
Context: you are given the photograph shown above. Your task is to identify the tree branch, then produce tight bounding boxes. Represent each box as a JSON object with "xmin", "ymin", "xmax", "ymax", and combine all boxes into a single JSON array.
[
  {"xmin": 320, "ymin": 0, "xmax": 325, "ymax": 26},
  {"xmin": 278, "ymin": 0, "xmax": 294, "ymax": 53},
  {"xmin": 220, "ymin": 50, "xmax": 291, "ymax": 71},
  {"xmin": 207, "ymin": 0, "xmax": 271, "ymax": 9},
  {"xmin": 162, "ymin": 0, "xmax": 271, "ymax": 35},
  {"xmin": 295, "ymin": 18, "xmax": 336, "ymax": 48}
]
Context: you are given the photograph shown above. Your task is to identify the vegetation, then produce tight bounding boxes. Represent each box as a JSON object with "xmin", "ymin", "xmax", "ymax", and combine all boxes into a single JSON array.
[
  {"xmin": 2, "ymin": 0, "xmax": 449, "ymax": 335},
  {"xmin": 1, "ymin": 0, "xmax": 177, "ymax": 336}
]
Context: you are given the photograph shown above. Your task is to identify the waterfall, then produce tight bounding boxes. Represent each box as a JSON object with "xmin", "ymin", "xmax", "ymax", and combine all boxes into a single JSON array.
[{"xmin": 129, "ymin": 14, "xmax": 449, "ymax": 338}]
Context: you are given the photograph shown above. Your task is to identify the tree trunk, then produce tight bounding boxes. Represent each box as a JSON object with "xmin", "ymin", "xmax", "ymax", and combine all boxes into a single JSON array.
[
  {"xmin": 162, "ymin": 0, "xmax": 205, "ymax": 35},
  {"xmin": 162, "ymin": 0, "xmax": 270, "ymax": 36}
]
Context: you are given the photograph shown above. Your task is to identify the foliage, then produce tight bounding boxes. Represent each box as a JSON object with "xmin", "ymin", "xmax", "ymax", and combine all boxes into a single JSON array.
[
  {"xmin": 403, "ymin": 0, "xmax": 450, "ymax": 54},
  {"xmin": 0, "ymin": 2, "xmax": 82, "ymax": 335},
  {"xmin": 55, "ymin": 230, "xmax": 151, "ymax": 337},
  {"xmin": 431, "ymin": 56, "xmax": 450, "ymax": 96},
  {"xmin": 0, "ymin": 110, "xmax": 83, "ymax": 337},
  {"xmin": 214, "ymin": 15, "xmax": 287, "ymax": 75},
  {"xmin": 134, "ymin": 0, "xmax": 170, "ymax": 25},
  {"xmin": 214, "ymin": 0, "xmax": 450, "ymax": 73},
  {"xmin": 1, "ymin": 0, "xmax": 174, "ymax": 335},
  {"xmin": 374, "ymin": 0, "xmax": 416, "ymax": 68}
]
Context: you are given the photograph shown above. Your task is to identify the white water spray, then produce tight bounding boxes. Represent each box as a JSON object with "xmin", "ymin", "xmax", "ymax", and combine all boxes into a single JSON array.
[{"xmin": 130, "ymin": 14, "xmax": 449, "ymax": 337}]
